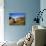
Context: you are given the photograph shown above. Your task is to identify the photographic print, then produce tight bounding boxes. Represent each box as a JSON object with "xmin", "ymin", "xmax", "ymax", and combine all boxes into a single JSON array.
[{"xmin": 9, "ymin": 13, "xmax": 25, "ymax": 25}]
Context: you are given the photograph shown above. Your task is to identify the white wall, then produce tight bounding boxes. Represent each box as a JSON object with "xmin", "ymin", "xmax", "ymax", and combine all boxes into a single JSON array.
[
  {"xmin": 0, "ymin": 0, "xmax": 4, "ymax": 42},
  {"xmin": 40, "ymin": 0, "xmax": 46, "ymax": 27}
]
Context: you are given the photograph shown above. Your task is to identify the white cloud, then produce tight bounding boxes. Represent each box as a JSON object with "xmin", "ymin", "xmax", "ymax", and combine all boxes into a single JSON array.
[{"xmin": 11, "ymin": 16, "xmax": 24, "ymax": 20}]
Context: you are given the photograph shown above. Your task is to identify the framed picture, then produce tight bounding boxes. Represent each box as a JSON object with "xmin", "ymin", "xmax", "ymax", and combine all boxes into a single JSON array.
[{"xmin": 9, "ymin": 13, "xmax": 25, "ymax": 25}]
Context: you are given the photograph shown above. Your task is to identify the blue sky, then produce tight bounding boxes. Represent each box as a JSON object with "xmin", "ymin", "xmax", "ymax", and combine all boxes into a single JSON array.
[{"xmin": 9, "ymin": 13, "xmax": 25, "ymax": 17}]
